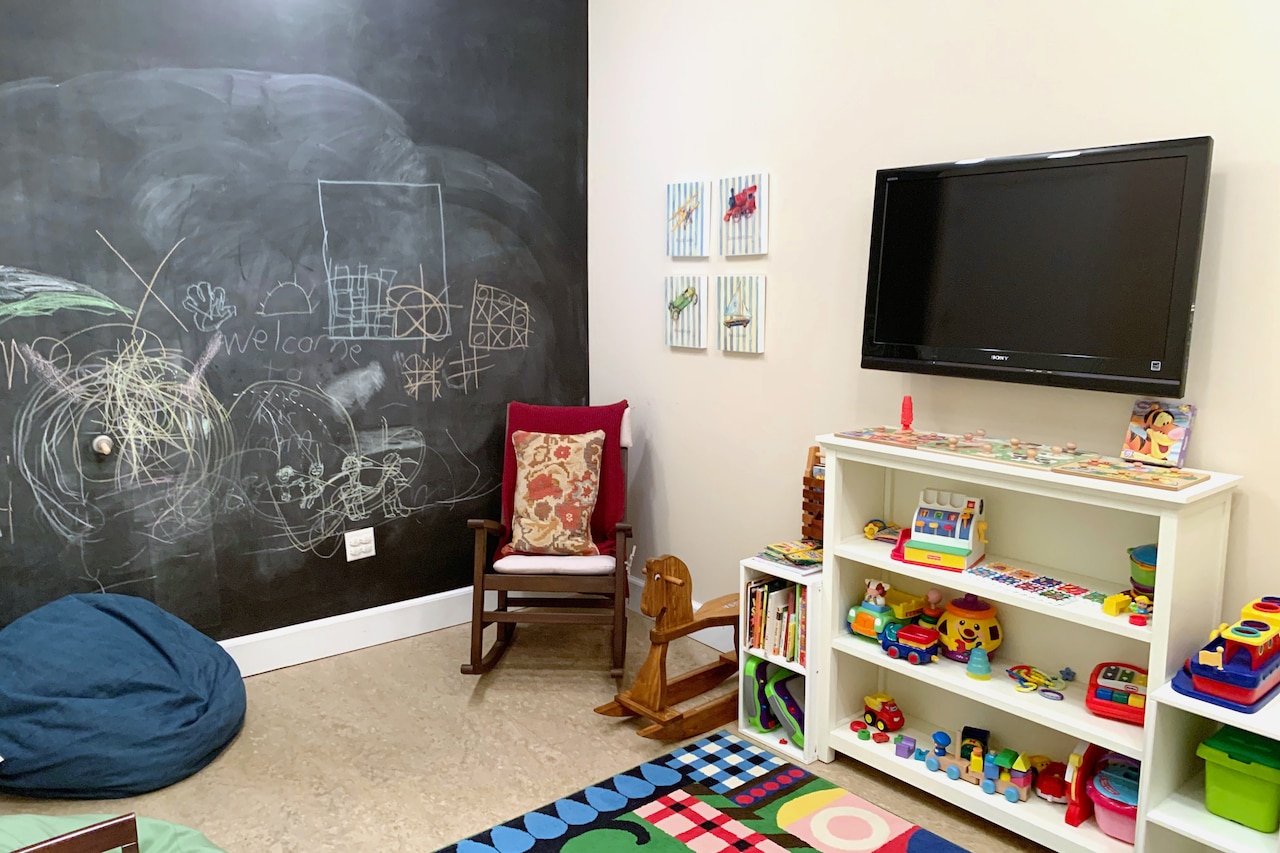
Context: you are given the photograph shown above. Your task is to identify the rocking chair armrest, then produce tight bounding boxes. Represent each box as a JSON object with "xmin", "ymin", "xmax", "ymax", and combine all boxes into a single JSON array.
[
  {"xmin": 468, "ymin": 518, "xmax": 504, "ymax": 537},
  {"xmin": 614, "ymin": 522, "xmax": 633, "ymax": 538}
]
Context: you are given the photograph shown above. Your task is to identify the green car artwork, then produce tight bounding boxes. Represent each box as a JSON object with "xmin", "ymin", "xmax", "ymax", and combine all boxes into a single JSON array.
[{"xmin": 668, "ymin": 284, "xmax": 698, "ymax": 320}]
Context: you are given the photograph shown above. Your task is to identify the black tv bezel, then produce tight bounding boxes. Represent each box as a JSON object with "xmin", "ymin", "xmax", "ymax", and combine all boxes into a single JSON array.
[{"xmin": 860, "ymin": 136, "xmax": 1213, "ymax": 397}]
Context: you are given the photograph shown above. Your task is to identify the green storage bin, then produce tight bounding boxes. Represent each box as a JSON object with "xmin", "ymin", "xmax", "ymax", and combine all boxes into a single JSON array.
[{"xmin": 1197, "ymin": 726, "xmax": 1280, "ymax": 833}]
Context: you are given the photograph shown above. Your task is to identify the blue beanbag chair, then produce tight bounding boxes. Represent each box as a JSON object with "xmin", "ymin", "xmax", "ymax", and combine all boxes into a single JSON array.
[{"xmin": 0, "ymin": 594, "xmax": 246, "ymax": 798}]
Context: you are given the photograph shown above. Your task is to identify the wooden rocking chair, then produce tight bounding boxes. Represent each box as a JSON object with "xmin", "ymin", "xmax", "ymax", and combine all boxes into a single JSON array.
[{"xmin": 595, "ymin": 554, "xmax": 739, "ymax": 740}]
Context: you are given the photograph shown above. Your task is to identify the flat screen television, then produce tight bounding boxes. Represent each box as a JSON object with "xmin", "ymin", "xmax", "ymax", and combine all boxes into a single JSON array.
[{"xmin": 861, "ymin": 136, "xmax": 1213, "ymax": 396}]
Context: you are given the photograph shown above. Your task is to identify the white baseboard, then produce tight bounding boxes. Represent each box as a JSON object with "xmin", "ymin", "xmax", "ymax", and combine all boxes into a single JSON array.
[
  {"xmin": 222, "ymin": 577, "xmax": 735, "ymax": 678},
  {"xmin": 628, "ymin": 574, "xmax": 736, "ymax": 654},
  {"xmin": 220, "ymin": 586, "xmax": 472, "ymax": 677}
]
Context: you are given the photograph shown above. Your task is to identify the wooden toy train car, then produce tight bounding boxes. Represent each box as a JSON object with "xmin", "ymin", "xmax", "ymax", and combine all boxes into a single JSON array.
[{"xmin": 924, "ymin": 730, "xmax": 1032, "ymax": 804}]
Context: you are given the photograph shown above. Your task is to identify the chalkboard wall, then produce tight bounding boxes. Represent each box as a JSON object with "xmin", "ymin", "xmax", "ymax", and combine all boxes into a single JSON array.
[{"xmin": 0, "ymin": 0, "xmax": 589, "ymax": 638}]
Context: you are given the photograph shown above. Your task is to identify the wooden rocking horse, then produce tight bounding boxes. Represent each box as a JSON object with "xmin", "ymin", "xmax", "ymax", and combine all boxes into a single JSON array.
[{"xmin": 594, "ymin": 554, "xmax": 739, "ymax": 740}]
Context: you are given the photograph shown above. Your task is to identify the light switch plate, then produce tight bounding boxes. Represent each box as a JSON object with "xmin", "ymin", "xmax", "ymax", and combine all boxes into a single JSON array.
[{"xmin": 344, "ymin": 527, "xmax": 375, "ymax": 561}]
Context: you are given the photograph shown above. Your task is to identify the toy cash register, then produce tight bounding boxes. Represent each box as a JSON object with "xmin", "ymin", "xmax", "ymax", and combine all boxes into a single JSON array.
[{"xmin": 1085, "ymin": 662, "xmax": 1147, "ymax": 725}]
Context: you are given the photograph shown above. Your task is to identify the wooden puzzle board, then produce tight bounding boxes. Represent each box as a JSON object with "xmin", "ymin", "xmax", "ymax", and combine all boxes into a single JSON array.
[
  {"xmin": 835, "ymin": 427, "xmax": 951, "ymax": 450},
  {"xmin": 1054, "ymin": 456, "xmax": 1211, "ymax": 491},
  {"xmin": 922, "ymin": 437, "xmax": 1098, "ymax": 471}
]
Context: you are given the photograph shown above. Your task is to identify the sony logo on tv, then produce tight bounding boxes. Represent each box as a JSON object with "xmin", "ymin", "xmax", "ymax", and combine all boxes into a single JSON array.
[{"xmin": 990, "ymin": 354, "xmax": 1010, "ymax": 361}]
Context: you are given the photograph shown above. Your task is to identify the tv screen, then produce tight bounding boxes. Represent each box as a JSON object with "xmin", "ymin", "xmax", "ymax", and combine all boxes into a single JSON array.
[{"xmin": 861, "ymin": 137, "xmax": 1212, "ymax": 396}]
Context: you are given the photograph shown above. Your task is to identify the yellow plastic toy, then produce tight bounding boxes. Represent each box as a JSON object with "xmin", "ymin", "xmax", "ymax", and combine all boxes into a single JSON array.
[
  {"xmin": 937, "ymin": 593, "xmax": 1002, "ymax": 664},
  {"xmin": 1102, "ymin": 592, "xmax": 1133, "ymax": 617}
]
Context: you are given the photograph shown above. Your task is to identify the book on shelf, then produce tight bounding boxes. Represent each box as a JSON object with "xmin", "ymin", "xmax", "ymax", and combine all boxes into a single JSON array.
[
  {"xmin": 766, "ymin": 585, "xmax": 794, "ymax": 656},
  {"xmin": 756, "ymin": 539, "xmax": 824, "ymax": 572},
  {"xmin": 745, "ymin": 575, "xmax": 806, "ymax": 665},
  {"xmin": 763, "ymin": 538, "xmax": 820, "ymax": 558},
  {"xmin": 793, "ymin": 584, "xmax": 803, "ymax": 666}
]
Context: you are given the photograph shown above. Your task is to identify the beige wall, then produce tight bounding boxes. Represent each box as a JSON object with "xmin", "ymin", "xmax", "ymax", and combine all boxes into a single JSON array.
[{"xmin": 588, "ymin": 0, "xmax": 1280, "ymax": 615}]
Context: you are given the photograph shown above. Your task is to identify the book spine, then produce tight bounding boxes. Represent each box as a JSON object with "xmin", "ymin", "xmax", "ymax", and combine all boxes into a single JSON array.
[
  {"xmin": 747, "ymin": 581, "xmax": 757, "ymax": 648},
  {"xmin": 798, "ymin": 585, "xmax": 807, "ymax": 667}
]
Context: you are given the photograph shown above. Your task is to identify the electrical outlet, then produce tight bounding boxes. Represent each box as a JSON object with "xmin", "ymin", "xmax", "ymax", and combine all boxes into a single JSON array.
[{"xmin": 344, "ymin": 527, "xmax": 375, "ymax": 561}]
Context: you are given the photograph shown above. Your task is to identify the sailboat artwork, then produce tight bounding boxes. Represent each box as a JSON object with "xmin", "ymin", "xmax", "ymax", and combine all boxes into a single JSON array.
[
  {"xmin": 717, "ymin": 275, "xmax": 766, "ymax": 353},
  {"xmin": 722, "ymin": 283, "xmax": 751, "ymax": 329}
]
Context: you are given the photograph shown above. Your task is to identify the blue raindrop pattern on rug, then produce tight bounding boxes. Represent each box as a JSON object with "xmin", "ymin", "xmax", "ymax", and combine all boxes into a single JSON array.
[
  {"xmin": 584, "ymin": 784, "xmax": 627, "ymax": 812},
  {"xmin": 554, "ymin": 797, "xmax": 597, "ymax": 825},
  {"xmin": 456, "ymin": 841, "xmax": 498, "ymax": 853},
  {"xmin": 611, "ymin": 773, "xmax": 655, "ymax": 799},
  {"xmin": 639, "ymin": 762, "xmax": 681, "ymax": 786},
  {"xmin": 522, "ymin": 811, "xmax": 566, "ymax": 840},
  {"xmin": 444, "ymin": 754, "xmax": 691, "ymax": 849},
  {"xmin": 488, "ymin": 826, "xmax": 535, "ymax": 853}
]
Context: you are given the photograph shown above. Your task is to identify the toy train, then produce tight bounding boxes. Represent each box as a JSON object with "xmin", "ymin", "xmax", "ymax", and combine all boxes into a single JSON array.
[{"xmin": 924, "ymin": 727, "xmax": 1033, "ymax": 804}]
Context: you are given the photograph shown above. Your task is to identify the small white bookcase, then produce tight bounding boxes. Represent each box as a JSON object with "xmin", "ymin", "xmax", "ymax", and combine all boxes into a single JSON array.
[
  {"xmin": 815, "ymin": 432, "xmax": 1243, "ymax": 853},
  {"xmin": 737, "ymin": 555, "xmax": 823, "ymax": 764}
]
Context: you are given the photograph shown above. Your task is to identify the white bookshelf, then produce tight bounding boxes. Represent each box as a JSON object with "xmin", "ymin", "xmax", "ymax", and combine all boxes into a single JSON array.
[
  {"xmin": 737, "ymin": 555, "xmax": 822, "ymax": 764},
  {"xmin": 829, "ymin": 715, "xmax": 1132, "ymax": 853},
  {"xmin": 816, "ymin": 432, "xmax": 1242, "ymax": 853}
]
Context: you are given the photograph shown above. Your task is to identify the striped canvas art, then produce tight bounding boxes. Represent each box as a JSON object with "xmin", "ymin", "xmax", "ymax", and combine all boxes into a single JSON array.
[
  {"xmin": 718, "ymin": 172, "xmax": 769, "ymax": 256},
  {"xmin": 666, "ymin": 181, "xmax": 711, "ymax": 257},
  {"xmin": 716, "ymin": 275, "xmax": 765, "ymax": 353},
  {"xmin": 665, "ymin": 275, "xmax": 706, "ymax": 348}
]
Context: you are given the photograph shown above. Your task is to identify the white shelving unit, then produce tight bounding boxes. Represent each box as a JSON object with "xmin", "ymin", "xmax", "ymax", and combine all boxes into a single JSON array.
[
  {"xmin": 828, "ymin": 717, "xmax": 1133, "ymax": 853},
  {"xmin": 1145, "ymin": 772, "xmax": 1278, "ymax": 853},
  {"xmin": 816, "ymin": 431, "xmax": 1242, "ymax": 853},
  {"xmin": 1144, "ymin": 681, "xmax": 1280, "ymax": 852},
  {"xmin": 737, "ymin": 555, "xmax": 822, "ymax": 764}
]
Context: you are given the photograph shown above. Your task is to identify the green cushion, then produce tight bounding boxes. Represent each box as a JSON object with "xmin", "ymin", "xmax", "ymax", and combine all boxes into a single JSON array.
[{"xmin": 0, "ymin": 814, "xmax": 225, "ymax": 852}]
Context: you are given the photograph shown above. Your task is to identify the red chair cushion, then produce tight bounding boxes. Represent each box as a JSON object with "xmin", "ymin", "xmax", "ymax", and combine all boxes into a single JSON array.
[{"xmin": 501, "ymin": 400, "xmax": 628, "ymax": 555}]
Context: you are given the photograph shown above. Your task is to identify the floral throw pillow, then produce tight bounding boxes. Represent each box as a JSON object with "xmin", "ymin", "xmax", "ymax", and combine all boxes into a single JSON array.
[{"xmin": 508, "ymin": 429, "xmax": 605, "ymax": 556}]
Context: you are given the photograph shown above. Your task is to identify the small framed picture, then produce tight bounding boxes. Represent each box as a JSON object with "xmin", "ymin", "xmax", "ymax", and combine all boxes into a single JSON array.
[
  {"xmin": 716, "ymin": 274, "xmax": 765, "ymax": 353},
  {"xmin": 666, "ymin": 181, "xmax": 711, "ymax": 257},
  {"xmin": 664, "ymin": 275, "xmax": 706, "ymax": 349},
  {"xmin": 718, "ymin": 172, "xmax": 769, "ymax": 256}
]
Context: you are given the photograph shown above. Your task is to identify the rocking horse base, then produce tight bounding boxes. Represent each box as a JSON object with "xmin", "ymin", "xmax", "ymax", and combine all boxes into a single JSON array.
[{"xmin": 595, "ymin": 651, "xmax": 738, "ymax": 740}]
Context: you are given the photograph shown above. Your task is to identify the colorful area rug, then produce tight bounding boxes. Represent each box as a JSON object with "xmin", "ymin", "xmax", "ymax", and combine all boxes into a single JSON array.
[{"xmin": 435, "ymin": 731, "xmax": 969, "ymax": 853}]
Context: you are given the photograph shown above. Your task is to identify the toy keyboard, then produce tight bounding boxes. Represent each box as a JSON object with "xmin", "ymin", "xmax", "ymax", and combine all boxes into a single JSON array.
[{"xmin": 1085, "ymin": 662, "xmax": 1148, "ymax": 725}]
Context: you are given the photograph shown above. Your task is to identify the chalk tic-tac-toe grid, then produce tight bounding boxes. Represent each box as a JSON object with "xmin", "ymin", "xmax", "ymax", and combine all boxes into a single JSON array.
[{"xmin": 665, "ymin": 732, "xmax": 788, "ymax": 794}]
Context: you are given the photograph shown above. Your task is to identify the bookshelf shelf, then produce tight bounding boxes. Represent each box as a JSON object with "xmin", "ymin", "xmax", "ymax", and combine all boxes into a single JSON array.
[
  {"xmin": 738, "ymin": 555, "xmax": 823, "ymax": 764},
  {"xmin": 815, "ymin": 432, "xmax": 1241, "ymax": 852}
]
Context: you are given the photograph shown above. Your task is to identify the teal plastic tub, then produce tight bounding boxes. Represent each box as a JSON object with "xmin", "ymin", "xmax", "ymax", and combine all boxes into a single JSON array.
[{"xmin": 1197, "ymin": 726, "xmax": 1280, "ymax": 833}]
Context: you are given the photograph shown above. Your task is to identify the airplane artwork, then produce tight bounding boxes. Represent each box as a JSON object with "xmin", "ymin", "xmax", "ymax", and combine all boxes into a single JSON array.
[{"xmin": 668, "ymin": 191, "xmax": 700, "ymax": 231}]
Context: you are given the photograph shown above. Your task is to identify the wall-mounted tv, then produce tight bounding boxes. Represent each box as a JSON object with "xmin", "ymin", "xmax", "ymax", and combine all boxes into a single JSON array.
[{"xmin": 861, "ymin": 136, "xmax": 1213, "ymax": 397}]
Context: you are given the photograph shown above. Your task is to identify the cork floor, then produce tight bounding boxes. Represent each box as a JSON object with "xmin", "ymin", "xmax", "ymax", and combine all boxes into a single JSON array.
[{"xmin": 0, "ymin": 616, "xmax": 1047, "ymax": 851}]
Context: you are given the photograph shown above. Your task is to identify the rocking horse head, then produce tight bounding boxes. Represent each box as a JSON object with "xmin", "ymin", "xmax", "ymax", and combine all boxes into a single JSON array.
[{"xmin": 640, "ymin": 555, "xmax": 695, "ymax": 630}]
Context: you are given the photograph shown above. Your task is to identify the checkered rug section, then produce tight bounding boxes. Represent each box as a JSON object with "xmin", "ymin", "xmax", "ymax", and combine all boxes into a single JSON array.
[
  {"xmin": 665, "ymin": 732, "xmax": 791, "ymax": 793},
  {"xmin": 435, "ymin": 730, "xmax": 970, "ymax": 853},
  {"xmin": 634, "ymin": 788, "xmax": 790, "ymax": 853}
]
